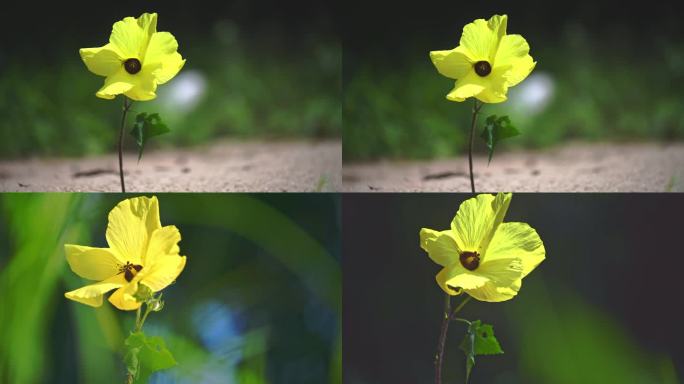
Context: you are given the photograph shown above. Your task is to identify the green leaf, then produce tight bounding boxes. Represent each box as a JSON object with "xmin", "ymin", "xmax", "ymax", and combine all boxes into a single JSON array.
[
  {"xmin": 459, "ymin": 320, "xmax": 504, "ymax": 382},
  {"xmin": 124, "ymin": 331, "xmax": 177, "ymax": 383},
  {"xmin": 129, "ymin": 113, "xmax": 170, "ymax": 161},
  {"xmin": 480, "ymin": 115, "xmax": 520, "ymax": 164}
]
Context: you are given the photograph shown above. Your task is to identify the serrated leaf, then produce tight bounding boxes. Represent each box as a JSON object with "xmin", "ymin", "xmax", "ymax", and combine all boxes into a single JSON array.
[
  {"xmin": 459, "ymin": 320, "xmax": 504, "ymax": 382},
  {"xmin": 480, "ymin": 115, "xmax": 520, "ymax": 164},
  {"xmin": 124, "ymin": 331, "xmax": 177, "ymax": 383},
  {"xmin": 129, "ymin": 112, "xmax": 170, "ymax": 161}
]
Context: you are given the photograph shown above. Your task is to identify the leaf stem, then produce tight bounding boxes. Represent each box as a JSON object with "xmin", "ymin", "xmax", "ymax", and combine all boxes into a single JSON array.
[
  {"xmin": 118, "ymin": 97, "xmax": 133, "ymax": 193},
  {"xmin": 134, "ymin": 306, "xmax": 142, "ymax": 331},
  {"xmin": 435, "ymin": 294, "xmax": 472, "ymax": 384},
  {"xmin": 450, "ymin": 296, "xmax": 472, "ymax": 320},
  {"xmin": 134, "ymin": 302, "xmax": 154, "ymax": 333},
  {"xmin": 452, "ymin": 318, "xmax": 472, "ymax": 326},
  {"xmin": 468, "ymin": 100, "xmax": 483, "ymax": 194}
]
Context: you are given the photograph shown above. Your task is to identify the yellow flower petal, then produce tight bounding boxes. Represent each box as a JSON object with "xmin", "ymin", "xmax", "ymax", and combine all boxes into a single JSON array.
[
  {"xmin": 122, "ymin": 65, "xmax": 159, "ymax": 101},
  {"xmin": 505, "ymin": 54, "xmax": 536, "ymax": 88},
  {"xmin": 79, "ymin": 44, "xmax": 123, "ymax": 77},
  {"xmin": 109, "ymin": 16, "xmax": 148, "ymax": 59},
  {"xmin": 445, "ymin": 65, "xmax": 510, "ymax": 103},
  {"xmin": 145, "ymin": 32, "xmax": 178, "ymax": 63},
  {"xmin": 141, "ymin": 255, "xmax": 186, "ymax": 292},
  {"xmin": 137, "ymin": 13, "xmax": 158, "ymax": 39},
  {"xmin": 419, "ymin": 228, "xmax": 460, "ymax": 267},
  {"xmin": 446, "ymin": 71, "xmax": 486, "ymax": 102},
  {"xmin": 450, "ymin": 193, "xmax": 512, "ymax": 253},
  {"xmin": 64, "ymin": 275, "xmax": 126, "ymax": 307},
  {"xmin": 494, "ymin": 34, "xmax": 529, "ymax": 68},
  {"xmin": 429, "ymin": 46, "xmax": 472, "ymax": 80},
  {"xmin": 484, "ymin": 222, "xmax": 545, "ymax": 277},
  {"xmin": 432, "ymin": 14, "xmax": 535, "ymax": 102},
  {"xmin": 106, "ymin": 196, "xmax": 161, "ymax": 264},
  {"xmin": 459, "ymin": 15, "xmax": 507, "ymax": 62},
  {"xmin": 473, "ymin": 72, "xmax": 509, "ymax": 103},
  {"xmin": 95, "ymin": 69, "xmax": 135, "ymax": 100},
  {"xmin": 144, "ymin": 225, "xmax": 181, "ymax": 266},
  {"xmin": 154, "ymin": 52, "xmax": 186, "ymax": 85},
  {"xmin": 82, "ymin": 13, "xmax": 184, "ymax": 101},
  {"xmin": 108, "ymin": 281, "xmax": 142, "ymax": 311},
  {"xmin": 475, "ymin": 257, "xmax": 523, "ymax": 287},
  {"xmin": 436, "ymin": 263, "xmax": 489, "ymax": 295},
  {"xmin": 494, "ymin": 34, "xmax": 536, "ymax": 87},
  {"xmin": 464, "ymin": 279, "xmax": 520, "ymax": 302},
  {"xmin": 65, "ymin": 244, "xmax": 123, "ymax": 281},
  {"xmin": 142, "ymin": 32, "xmax": 185, "ymax": 85}
]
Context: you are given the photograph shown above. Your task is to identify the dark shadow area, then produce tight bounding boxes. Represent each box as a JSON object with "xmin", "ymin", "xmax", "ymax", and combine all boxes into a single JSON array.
[{"xmin": 343, "ymin": 193, "xmax": 683, "ymax": 383}]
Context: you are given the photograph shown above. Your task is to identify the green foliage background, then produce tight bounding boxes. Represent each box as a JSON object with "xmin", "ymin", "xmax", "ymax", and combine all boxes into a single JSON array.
[
  {"xmin": 343, "ymin": 6, "xmax": 684, "ymax": 161},
  {"xmin": 0, "ymin": 194, "xmax": 341, "ymax": 384},
  {"xmin": 0, "ymin": 13, "xmax": 340, "ymax": 159}
]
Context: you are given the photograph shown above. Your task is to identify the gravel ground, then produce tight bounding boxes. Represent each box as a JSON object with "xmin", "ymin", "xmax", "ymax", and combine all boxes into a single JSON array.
[
  {"xmin": 343, "ymin": 142, "xmax": 684, "ymax": 192},
  {"xmin": 0, "ymin": 139, "xmax": 341, "ymax": 192}
]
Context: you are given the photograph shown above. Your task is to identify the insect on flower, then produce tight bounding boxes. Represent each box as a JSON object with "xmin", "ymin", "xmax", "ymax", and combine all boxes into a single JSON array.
[
  {"xmin": 64, "ymin": 196, "xmax": 187, "ymax": 311},
  {"xmin": 420, "ymin": 193, "xmax": 545, "ymax": 302}
]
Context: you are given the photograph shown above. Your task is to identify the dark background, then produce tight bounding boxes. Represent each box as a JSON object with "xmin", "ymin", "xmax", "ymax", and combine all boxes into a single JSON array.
[
  {"xmin": 342, "ymin": 0, "xmax": 684, "ymax": 161},
  {"xmin": 0, "ymin": 1, "xmax": 338, "ymax": 55},
  {"xmin": 0, "ymin": 0, "xmax": 340, "ymax": 158},
  {"xmin": 343, "ymin": 193, "xmax": 684, "ymax": 383}
]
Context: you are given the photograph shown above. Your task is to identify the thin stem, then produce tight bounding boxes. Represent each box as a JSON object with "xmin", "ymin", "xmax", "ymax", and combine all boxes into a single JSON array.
[
  {"xmin": 139, "ymin": 305, "xmax": 153, "ymax": 331},
  {"xmin": 452, "ymin": 317, "xmax": 472, "ymax": 326},
  {"xmin": 118, "ymin": 97, "xmax": 133, "ymax": 193},
  {"xmin": 467, "ymin": 100, "xmax": 483, "ymax": 194},
  {"xmin": 450, "ymin": 296, "xmax": 472, "ymax": 319},
  {"xmin": 133, "ymin": 303, "xmax": 153, "ymax": 333},
  {"xmin": 435, "ymin": 294, "xmax": 472, "ymax": 384},
  {"xmin": 435, "ymin": 293, "xmax": 451, "ymax": 384},
  {"xmin": 134, "ymin": 306, "xmax": 142, "ymax": 331}
]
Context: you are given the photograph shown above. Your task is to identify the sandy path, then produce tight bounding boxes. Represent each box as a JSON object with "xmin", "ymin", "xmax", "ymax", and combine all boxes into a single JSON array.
[
  {"xmin": 0, "ymin": 139, "xmax": 341, "ymax": 192},
  {"xmin": 343, "ymin": 142, "xmax": 684, "ymax": 192}
]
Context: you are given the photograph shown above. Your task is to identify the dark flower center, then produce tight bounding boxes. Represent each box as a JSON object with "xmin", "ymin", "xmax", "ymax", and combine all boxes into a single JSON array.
[
  {"xmin": 459, "ymin": 251, "xmax": 480, "ymax": 271},
  {"xmin": 119, "ymin": 261, "xmax": 143, "ymax": 282},
  {"xmin": 124, "ymin": 58, "xmax": 142, "ymax": 75},
  {"xmin": 474, "ymin": 61, "xmax": 492, "ymax": 77}
]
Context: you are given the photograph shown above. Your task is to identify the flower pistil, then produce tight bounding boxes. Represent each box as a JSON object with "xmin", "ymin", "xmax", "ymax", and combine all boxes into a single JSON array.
[
  {"xmin": 473, "ymin": 61, "xmax": 492, "ymax": 77},
  {"xmin": 124, "ymin": 58, "xmax": 142, "ymax": 74},
  {"xmin": 459, "ymin": 251, "xmax": 481, "ymax": 270}
]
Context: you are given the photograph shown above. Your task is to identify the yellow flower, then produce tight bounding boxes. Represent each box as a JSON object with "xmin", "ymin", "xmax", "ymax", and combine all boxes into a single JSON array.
[
  {"xmin": 430, "ymin": 15, "xmax": 536, "ymax": 103},
  {"xmin": 65, "ymin": 196, "xmax": 186, "ymax": 310},
  {"xmin": 419, "ymin": 193, "xmax": 544, "ymax": 302},
  {"xmin": 80, "ymin": 12, "xmax": 185, "ymax": 101}
]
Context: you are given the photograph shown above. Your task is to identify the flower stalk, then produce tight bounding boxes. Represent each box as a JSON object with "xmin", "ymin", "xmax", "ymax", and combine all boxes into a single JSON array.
[
  {"xmin": 118, "ymin": 97, "xmax": 133, "ymax": 193},
  {"xmin": 435, "ymin": 294, "xmax": 471, "ymax": 384},
  {"xmin": 467, "ymin": 100, "xmax": 483, "ymax": 194}
]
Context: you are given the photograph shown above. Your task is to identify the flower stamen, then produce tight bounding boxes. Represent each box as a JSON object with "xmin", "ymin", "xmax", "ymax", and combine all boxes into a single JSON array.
[
  {"xmin": 459, "ymin": 251, "xmax": 480, "ymax": 271},
  {"xmin": 474, "ymin": 61, "xmax": 492, "ymax": 77},
  {"xmin": 123, "ymin": 58, "xmax": 142, "ymax": 74}
]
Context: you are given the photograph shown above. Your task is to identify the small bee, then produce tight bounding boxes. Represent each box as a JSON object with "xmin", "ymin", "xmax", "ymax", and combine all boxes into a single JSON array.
[
  {"xmin": 459, "ymin": 251, "xmax": 480, "ymax": 271},
  {"xmin": 119, "ymin": 261, "xmax": 143, "ymax": 282}
]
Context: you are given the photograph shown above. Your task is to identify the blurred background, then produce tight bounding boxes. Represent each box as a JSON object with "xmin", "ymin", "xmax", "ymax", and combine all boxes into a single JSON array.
[
  {"xmin": 0, "ymin": 1, "xmax": 340, "ymax": 158},
  {"xmin": 0, "ymin": 193, "xmax": 341, "ymax": 384},
  {"xmin": 342, "ymin": 0, "xmax": 684, "ymax": 161},
  {"xmin": 343, "ymin": 194, "xmax": 683, "ymax": 383}
]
